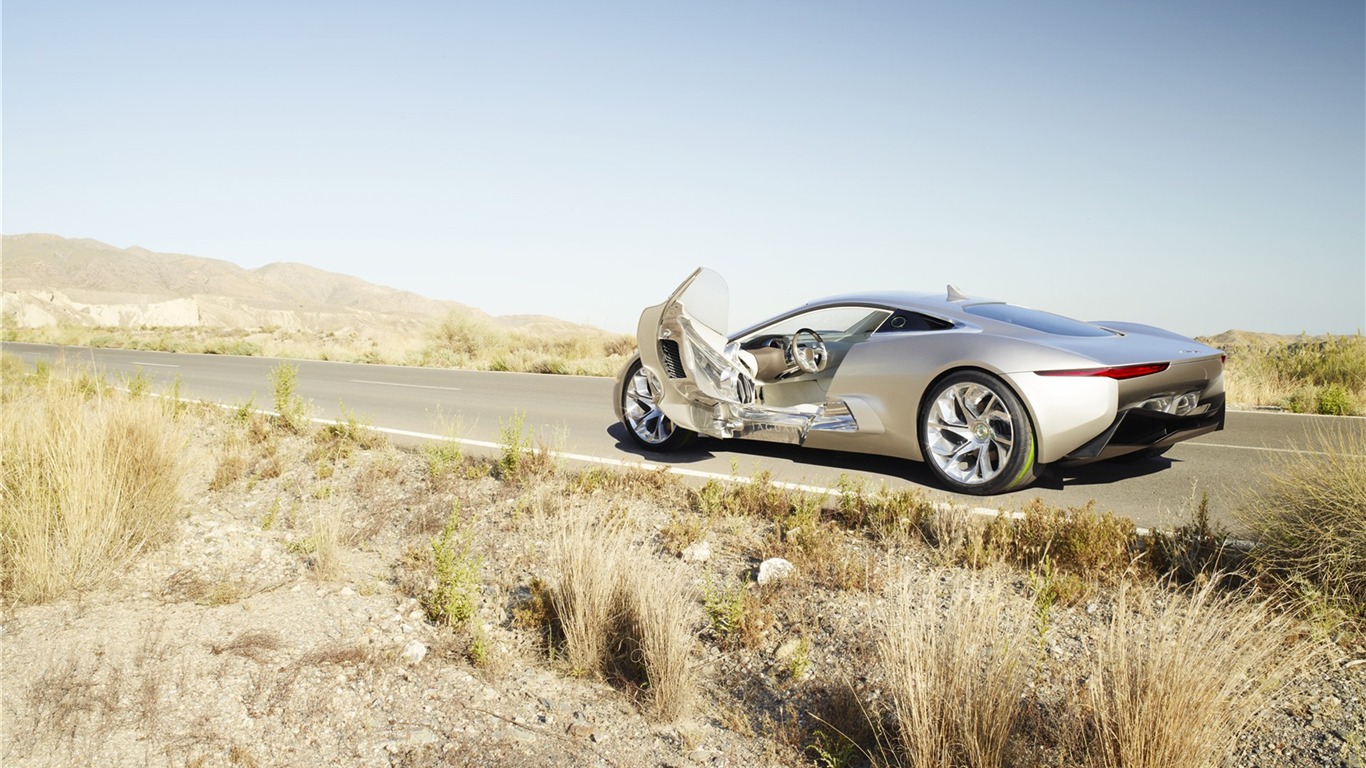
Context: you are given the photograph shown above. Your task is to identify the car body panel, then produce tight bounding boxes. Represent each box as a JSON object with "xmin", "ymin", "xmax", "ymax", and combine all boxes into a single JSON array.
[{"xmin": 616, "ymin": 268, "xmax": 1225, "ymax": 490}]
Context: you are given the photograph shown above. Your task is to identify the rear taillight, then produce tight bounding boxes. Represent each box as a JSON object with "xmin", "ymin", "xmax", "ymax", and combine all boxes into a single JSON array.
[{"xmin": 1038, "ymin": 362, "xmax": 1170, "ymax": 380}]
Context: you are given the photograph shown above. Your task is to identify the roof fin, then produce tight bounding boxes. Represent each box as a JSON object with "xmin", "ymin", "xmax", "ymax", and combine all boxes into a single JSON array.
[{"xmin": 946, "ymin": 284, "xmax": 969, "ymax": 302}]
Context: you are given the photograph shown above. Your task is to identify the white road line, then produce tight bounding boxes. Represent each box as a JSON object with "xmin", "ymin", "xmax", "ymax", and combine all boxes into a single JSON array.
[
  {"xmin": 1192, "ymin": 441, "xmax": 1364, "ymax": 458},
  {"xmin": 131, "ymin": 361, "xmax": 179, "ymax": 368},
  {"xmin": 149, "ymin": 392, "xmax": 1164, "ymax": 534},
  {"xmin": 349, "ymin": 379, "xmax": 461, "ymax": 392},
  {"xmin": 351, "ymin": 422, "xmax": 1058, "ymax": 528}
]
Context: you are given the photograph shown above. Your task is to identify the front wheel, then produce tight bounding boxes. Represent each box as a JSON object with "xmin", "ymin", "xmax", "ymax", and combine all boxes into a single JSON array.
[
  {"xmin": 620, "ymin": 359, "xmax": 697, "ymax": 451},
  {"xmin": 919, "ymin": 370, "xmax": 1038, "ymax": 495}
]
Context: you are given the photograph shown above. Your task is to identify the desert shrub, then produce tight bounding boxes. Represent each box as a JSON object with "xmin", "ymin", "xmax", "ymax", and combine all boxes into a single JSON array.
[
  {"xmin": 202, "ymin": 338, "xmax": 262, "ymax": 357},
  {"xmin": 565, "ymin": 464, "xmax": 684, "ymax": 501},
  {"xmin": 318, "ymin": 403, "xmax": 385, "ymax": 450},
  {"xmin": 1, "ymin": 352, "xmax": 28, "ymax": 387},
  {"xmin": 925, "ymin": 501, "xmax": 1137, "ymax": 583},
  {"xmin": 879, "ymin": 573, "xmax": 1035, "ymax": 768},
  {"xmin": 835, "ymin": 478, "xmax": 934, "ymax": 543},
  {"xmin": 1273, "ymin": 334, "xmax": 1366, "ymax": 390},
  {"xmin": 1219, "ymin": 333, "xmax": 1366, "ymax": 414},
  {"xmin": 1148, "ymin": 492, "xmax": 1245, "ymax": 584},
  {"xmin": 1084, "ymin": 580, "xmax": 1313, "ymax": 768},
  {"xmin": 268, "ymin": 362, "xmax": 310, "ymax": 432},
  {"xmin": 1236, "ymin": 426, "xmax": 1366, "ymax": 635},
  {"xmin": 429, "ymin": 311, "xmax": 501, "ymax": 359},
  {"xmin": 1006, "ymin": 499, "xmax": 1138, "ymax": 580},
  {"xmin": 603, "ymin": 334, "xmax": 637, "ymax": 357},
  {"xmin": 1, "ymin": 377, "xmax": 186, "ymax": 603},
  {"xmin": 426, "ymin": 506, "xmax": 482, "ymax": 626},
  {"xmin": 690, "ymin": 471, "xmax": 800, "ymax": 520},
  {"xmin": 494, "ymin": 410, "xmax": 556, "ymax": 483},
  {"xmin": 1316, "ymin": 383, "xmax": 1357, "ymax": 415},
  {"xmin": 310, "ymin": 404, "xmax": 386, "ymax": 477}
]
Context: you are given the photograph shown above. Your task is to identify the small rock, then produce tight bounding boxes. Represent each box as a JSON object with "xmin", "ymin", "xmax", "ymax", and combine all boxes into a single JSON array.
[
  {"xmin": 774, "ymin": 637, "xmax": 803, "ymax": 661},
  {"xmin": 757, "ymin": 557, "xmax": 795, "ymax": 585},
  {"xmin": 682, "ymin": 541, "xmax": 712, "ymax": 563},
  {"xmin": 339, "ymin": 586, "xmax": 355, "ymax": 596},
  {"xmin": 567, "ymin": 718, "xmax": 594, "ymax": 739},
  {"xmin": 401, "ymin": 640, "xmax": 428, "ymax": 665}
]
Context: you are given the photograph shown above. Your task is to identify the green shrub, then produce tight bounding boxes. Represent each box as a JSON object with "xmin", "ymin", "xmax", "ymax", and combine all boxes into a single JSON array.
[
  {"xmin": 1317, "ymin": 383, "xmax": 1356, "ymax": 415},
  {"xmin": 268, "ymin": 362, "xmax": 310, "ymax": 432},
  {"xmin": 426, "ymin": 506, "xmax": 482, "ymax": 626}
]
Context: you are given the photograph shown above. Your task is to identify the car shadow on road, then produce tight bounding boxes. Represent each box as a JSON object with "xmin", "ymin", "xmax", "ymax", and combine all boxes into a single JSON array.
[
  {"xmin": 1034, "ymin": 455, "xmax": 1178, "ymax": 489},
  {"xmin": 608, "ymin": 422, "xmax": 1182, "ymax": 493}
]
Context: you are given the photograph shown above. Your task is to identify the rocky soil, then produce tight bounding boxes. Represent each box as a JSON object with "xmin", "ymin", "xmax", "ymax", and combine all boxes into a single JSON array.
[{"xmin": 2, "ymin": 405, "xmax": 1363, "ymax": 768}]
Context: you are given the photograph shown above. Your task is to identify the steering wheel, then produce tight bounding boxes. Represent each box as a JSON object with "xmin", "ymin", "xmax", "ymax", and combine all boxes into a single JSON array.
[{"xmin": 789, "ymin": 328, "xmax": 828, "ymax": 374}]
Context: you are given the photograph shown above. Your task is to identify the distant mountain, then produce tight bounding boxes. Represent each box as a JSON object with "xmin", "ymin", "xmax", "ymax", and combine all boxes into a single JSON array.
[
  {"xmin": 1, "ymin": 234, "xmax": 591, "ymax": 334},
  {"xmin": 1197, "ymin": 329, "xmax": 1354, "ymax": 351}
]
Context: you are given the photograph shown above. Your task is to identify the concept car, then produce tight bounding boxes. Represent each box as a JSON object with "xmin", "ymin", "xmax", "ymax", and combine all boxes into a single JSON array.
[{"xmin": 612, "ymin": 268, "xmax": 1225, "ymax": 495}]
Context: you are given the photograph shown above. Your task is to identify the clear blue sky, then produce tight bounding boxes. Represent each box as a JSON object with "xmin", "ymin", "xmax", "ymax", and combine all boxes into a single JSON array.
[{"xmin": 5, "ymin": 1, "xmax": 1363, "ymax": 336}]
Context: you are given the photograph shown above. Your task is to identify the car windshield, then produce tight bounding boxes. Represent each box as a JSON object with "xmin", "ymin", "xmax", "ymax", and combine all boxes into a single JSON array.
[
  {"xmin": 740, "ymin": 306, "xmax": 891, "ymax": 341},
  {"xmin": 964, "ymin": 303, "xmax": 1114, "ymax": 337}
]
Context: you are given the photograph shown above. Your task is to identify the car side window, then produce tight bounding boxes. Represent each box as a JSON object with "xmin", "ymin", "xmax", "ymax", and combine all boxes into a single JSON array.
[{"xmin": 876, "ymin": 311, "xmax": 954, "ymax": 333}]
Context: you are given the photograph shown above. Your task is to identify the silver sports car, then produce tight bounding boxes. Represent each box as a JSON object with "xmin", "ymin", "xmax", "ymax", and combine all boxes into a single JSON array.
[{"xmin": 612, "ymin": 268, "xmax": 1225, "ymax": 495}]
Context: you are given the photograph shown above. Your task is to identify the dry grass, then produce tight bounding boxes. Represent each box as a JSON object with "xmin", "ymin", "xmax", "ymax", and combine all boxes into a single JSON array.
[
  {"xmin": 2, "ymin": 374, "xmax": 188, "ymax": 603},
  {"xmin": 420, "ymin": 311, "xmax": 635, "ymax": 376},
  {"xmin": 306, "ymin": 510, "xmax": 344, "ymax": 581},
  {"xmin": 547, "ymin": 503, "xmax": 630, "ymax": 677},
  {"xmin": 8, "ymin": 311, "xmax": 637, "ymax": 377},
  {"xmin": 1213, "ymin": 332, "xmax": 1366, "ymax": 414},
  {"xmin": 543, "ymin": 502, "xmax": 698, "ymax": 720},
  {"xmin": 1003, "ymin": 499, "xmax": 1139, "ymax": 581},
  {"xmin": 210, "ymin": 630, "xmax": 285, "ymax": 661},
  {"xmin": 619, "ymin": 558, "xmax": 699, "ymax": 721},
  {"xmin": 1236, "ymin": 425, "xmax": 1366, "ymax": 634},
  {"xmin": 1084, "ymin": 580, "xmax": 1313, "ymax": 768},
  {"xmin": 879, "ymin": 573, "xmax": 1035, "ymax": 768}
]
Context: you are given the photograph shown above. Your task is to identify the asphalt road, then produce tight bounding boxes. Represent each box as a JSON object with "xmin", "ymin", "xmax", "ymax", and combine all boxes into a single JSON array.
[{"xmin": 7, "ymin": 341, "xmax": 1363, "ymax": 532}]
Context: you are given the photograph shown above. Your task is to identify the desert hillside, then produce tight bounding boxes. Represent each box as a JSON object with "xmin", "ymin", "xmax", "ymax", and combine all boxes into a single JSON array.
[{"xmin": 0, "ymin": 234, "xmax": 591, "ymax": 335}]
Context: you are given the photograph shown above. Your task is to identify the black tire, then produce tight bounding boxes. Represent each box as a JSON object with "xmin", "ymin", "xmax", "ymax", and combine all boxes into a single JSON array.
[
  {"xmin": 620, "ymin": 359, "xmax": 697, "ymax": 451},
  {"xmin": 918, "ymin": 370, "xmax": 1038, "ymax": 495}
]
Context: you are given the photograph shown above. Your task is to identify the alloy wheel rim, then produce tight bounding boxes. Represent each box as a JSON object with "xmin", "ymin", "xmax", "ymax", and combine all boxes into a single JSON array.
[
  {"xmin": 624, "ymin": 366, "xmax": 676, "ymax": 445},
  {"xmin": 925, "ymin": 382, "xmax": 1015, "ymax": 486}
]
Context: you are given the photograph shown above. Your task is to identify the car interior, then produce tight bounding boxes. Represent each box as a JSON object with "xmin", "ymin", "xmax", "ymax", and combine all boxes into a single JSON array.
[{"xmin": 733, "ymin": 306, "xmax": 892, "ymax": 407}]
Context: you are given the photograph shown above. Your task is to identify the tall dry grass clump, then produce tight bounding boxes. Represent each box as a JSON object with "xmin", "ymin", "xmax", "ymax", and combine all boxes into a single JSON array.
[
  {"xmin": 547, "ymin": 504, "xmax": 629, "ymax": 677},
  {"xmin": 1084, "ymin": 580, "xmax": 1311, "ymax": 768},
  {"xmin": 619, "ymin": 558, "xmax": 698, "ymax": 721},
  {"xmin": 1236, "ymin": 425, "xmax": 1366, "ymax": 626},
  {"xmin": 879, "ymin": 573, "xmax": 1035, "ymax": 768},
  {"xmin": 1, "ymin": 375, "xmax": 187, "ymax": 603},
  {"xmin": 545, "ymin": 503, "xmax": 698, "ymax": 720}
]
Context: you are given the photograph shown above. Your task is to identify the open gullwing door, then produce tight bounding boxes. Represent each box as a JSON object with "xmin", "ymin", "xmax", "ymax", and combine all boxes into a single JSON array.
[{"xmin": 636, "ymin": 267, "xmax": 860, "ymax": 444}]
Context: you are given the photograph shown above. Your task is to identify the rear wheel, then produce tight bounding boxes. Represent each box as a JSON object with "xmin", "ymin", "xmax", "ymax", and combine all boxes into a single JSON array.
[
  {"xmin": 919, "ymin": 370, "xmax": 1037, "ymax": 495},
  {"xmin": 621, "ymin": 359, "xmax": 696, "ymax": 451}
]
